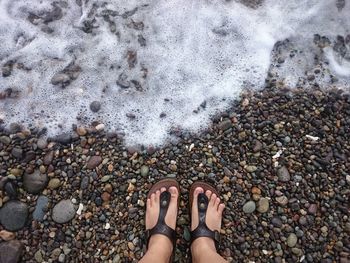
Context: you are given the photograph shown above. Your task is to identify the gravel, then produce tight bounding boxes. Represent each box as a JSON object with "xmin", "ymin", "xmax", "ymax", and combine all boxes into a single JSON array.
[{"xmin": 0, "ymin": 88, "xmax": 349, "ymax": 262}]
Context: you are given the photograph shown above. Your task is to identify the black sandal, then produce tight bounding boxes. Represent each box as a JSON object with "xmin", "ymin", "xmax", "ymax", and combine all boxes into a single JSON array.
[
  {"xmin": 189, "ymin": 181, "xmax": 221, "ymax": 250},
  {"xmin": 144, "ymin": 178, "xmax": 180, "ymax": 262}
]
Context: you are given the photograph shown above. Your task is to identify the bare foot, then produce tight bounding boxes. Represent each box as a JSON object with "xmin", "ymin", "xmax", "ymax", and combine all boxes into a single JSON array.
[
  {"xmin": 191, "ymin": 187, "xmax": 225, "ymax": 252},
  {"xmin": 144, "ymin": 186, "xmax": 179, "ymax": 260}
]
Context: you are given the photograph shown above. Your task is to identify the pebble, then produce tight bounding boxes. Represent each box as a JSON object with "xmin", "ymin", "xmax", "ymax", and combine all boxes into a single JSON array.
[
  {"xmin": 0, "ymin": 240, "xmax": 23, "ymax": 263},
  {"xmin": 277, "ymin": 166, "xmax": 290, "ymax": 182},
  {"xmin": 36, "ymin": 138, "xmax": 48, "ymax": 149},
  {"xmin": 140, "ymin": 165, "xmax": 149, "ymax": 177},
  {"xmin": 34, "ymin": 250, "xmax": 43, "ymax": 262},
  {"xmin": 257, "ymin": 198, "xmax": 269, "ymax": 213},
  {"xmin": 245, "ymin": 165, "xmax": 257, "ymax": 173},
  {"xmin": 243, "ymin": 201, "xmax": 256, "ymax": 213},
  {"xmin": 218, "ymin": 119, "xmax": 232, "ymax": 130},
  {"xmin": 0, "ymin": 230, "xmax": 16, "ymax": 241},
  {"xmin": 11, "ymin": 148, "xmax": 23, "ymax": 159},
  {"xmin": 48, "ymin": 178, "xmax": 61, "ymax": 189},
  {"xmin": 287, "ymin": 233, "xmax": 298, "ymax": 247},
  {"xmin": 0, "ymin": 201, "xmax": 28, "ymax": 231},
  {"xmin": 86, "ymin": 156, "xmax": 102, "ymax": 169},
  {"xmin": 23, "ymin": 170, "xmax": 48, "ymax": 194},
  {"xmin": 52, "ymin": 200, "xmax": 76, "ymax": 224},
  {"xmin": 90, "ymin": 101, "xmax": 101, "ymax": 112},
  {"xmin": 0, "ymin": 135, "xmax": 11, "ymax": 145},
  {"xmin": 43, "ymin": 151, "xmax": 54, "ymax": 165},
  {"xmin": 276, "ymin": 196, "xmax": 288, "ymax": 206},
  {"xmin": 33, "ymin": 196, "xmax": 49, "ymax": 221}
]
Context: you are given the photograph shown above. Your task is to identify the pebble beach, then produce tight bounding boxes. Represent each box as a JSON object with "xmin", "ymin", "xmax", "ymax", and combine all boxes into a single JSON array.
[{"xmin": 0, "ymin": 86, "xmax": 349, "ymax": 262}]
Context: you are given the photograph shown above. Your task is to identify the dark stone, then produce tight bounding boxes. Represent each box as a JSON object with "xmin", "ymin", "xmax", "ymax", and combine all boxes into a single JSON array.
[
  {"xmin": 0, "ymin": 240, "xmax": 23, "ymax": 263},
  {"xmin": 218, "ymin": 120, "xmax": 232, "ymax": 131},
  {"xmin": 53, "ymin": 133, "xmax": 72, "ymax": 145},
  {"xmin": 43, "ymin": 151, "xmax": 54, "ymax": 165},
  {"xmin": 277, "ymin": 166, "xmax": 290, "ymax": 182},
  {"xmin": 11, "ymin": 148, "xmax": 23, "ymax": 160},
  {"xmin": 87, "ymin": 156, "xmax": 102, "ymax": 169},
  {"xmin": 0, "ymin": 201, "xmax": 28, "ymax": 231},
  {"xmin": 23, "ymin": 170, "xmax": 48, "ymax": 194},
  {"xmin": 90, "ymin": 101, "xmax": 101, "ymax": 113},
  {"xmin": 32, "ymin": 196, "xmax": 49, "ymax": 221},
  {"xmin": 4, "ymin": 181, "xmax": 17, "ymax": 199}
]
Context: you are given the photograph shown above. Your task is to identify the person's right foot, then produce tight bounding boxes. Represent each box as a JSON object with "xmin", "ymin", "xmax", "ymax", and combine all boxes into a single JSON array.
[{"xmin": 190, "ymin": 187, "xmax": 225, "ymax": 251}]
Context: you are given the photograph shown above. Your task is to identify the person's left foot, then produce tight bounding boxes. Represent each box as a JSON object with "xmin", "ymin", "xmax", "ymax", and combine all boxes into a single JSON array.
[{"xmin": 145, "ymin": 186, "xmax": 179, "ymax": 258}]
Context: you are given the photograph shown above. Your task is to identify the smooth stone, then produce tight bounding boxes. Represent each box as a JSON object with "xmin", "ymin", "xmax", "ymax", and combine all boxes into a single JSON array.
[
  {"xmin": 52, "ymin": 200, "xmax": 76, "ymax": 224},
  {"xmin": 23, "ymin": 171, "xmax": 48, "ymax": 194},
  {"xmin": 183, "ymin": 226, "xmax": 191, "ymax": 241},
  {"xmin": 90, "ymin": 101, "xmax": 101, "ymax": 112},
  {"xmin": 43, "ymin": 151, "xmax": 54, "ymax": 165},
  {"xmin": 218, "ymin": 119, "xmax": 232, "ymax": 130},
  {"xmin": 140, "ymin": 165, "xmax": 149, "ymax": 177},
  {"xmin": 308, "ymin": 204, "xmax": 317, "ymax": 215},
  {"xmin": 243, "ymin": 201, "xmax": 256, "ymax": 213},
  {"xmin": 287, "ymin": 233, "xmax": 298, "ymax": 247},
  {"xmin": 33, "ymin": 196, "xmax": 49, "ymax": 221},
  {"xmin": 34, "ymin": 250, "xmax": 43, "ymax": 262},
  {"xmin": 36, "ymin": 138, "xmax": 48, "ymax": 149},
  {"xmin": 86, "ymin": 156, "xmax": 102, "ymax": 169},
  {"xmin": 0, "ymin": 240, "xmax": 23, "ymax": 263},
  {"xmin": 0, "ymin": 201, "xmax": 28, "ymax": 231},
  {"xmin": 11, "ymin": 148, "xmax": 23, "ymax": 160},
  {"xmin": 80, "ymin": 176, "xmax": 89, "ymax": 190},
  {"xmin": 48, "ymin": 178, "xmax": 60, "ymax": 189},
  {"xmin": 4, "ymin": 181, "xmax": 17, "ymax": 199},
  {"xmin": 51, "ymin": 73, "xmax": 70, "ymax": 85},
  {"xmin": 0, "ymin": 230, "xmax": 16, "ymax": 241},
  {"xmin": 0, "ymin": 136, "xmax": 11, "ymax": 145},
  {"xmin": 53, "ymin": 133, "xmax": 72, "ymax": 145},
  {"xmin": 276, "ymin": 196, "xmax": 288, "ymax": 206},
  {"xmin": 245, "ymin": 165, "xmax": 257, "ymax": 173},
  {"xmin": 257, "ymin": 198, "xmax": 269, "ymax": 213},
  {"xmin": 253, "ymin": 140, "xmax": 263, "ymax": 152},
  {"xmin": 277, "ymin": 166, "xmax": 290, "ymax": 182},
  {"xmin": 223, "ymin": 167, "xmax": 233, "ymax": 177}
]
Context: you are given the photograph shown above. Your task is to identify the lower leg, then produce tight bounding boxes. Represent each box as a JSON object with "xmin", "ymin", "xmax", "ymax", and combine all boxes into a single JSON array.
[
  {"xmin": 139, "ymin": 235, "xmax": 173, "ymax": 263},
  {"xmin": 191, "ymin": 237, "xmax": 227, "ymax": 263}
]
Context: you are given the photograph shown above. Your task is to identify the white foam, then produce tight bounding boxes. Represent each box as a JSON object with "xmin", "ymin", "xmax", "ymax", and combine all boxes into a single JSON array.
[{"xmin": 0, "ymin": 0, "xmax": 349, "ymax": 146}]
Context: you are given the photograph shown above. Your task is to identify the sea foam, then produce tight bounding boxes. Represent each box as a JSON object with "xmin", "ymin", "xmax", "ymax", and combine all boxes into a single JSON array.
[{"xmin": 0, "ymin": 0, "xmax": 349, "ymax": 146}]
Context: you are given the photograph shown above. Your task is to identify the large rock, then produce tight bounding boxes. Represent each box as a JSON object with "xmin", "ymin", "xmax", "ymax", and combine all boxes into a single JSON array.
[
  {"xmin": 23, "ymin": 170, "xmax": 48, "ymax": 194},
  {"xmin": 0, "ymin": 201, "xmax": 28, "ymax": 231},
  {"xmin": 52, "ymin": 200, "xmax": 76, "ymax": 224},
  {"xmin": 0, "ymin": 240, "xmax": 23, "ymax": 263}
]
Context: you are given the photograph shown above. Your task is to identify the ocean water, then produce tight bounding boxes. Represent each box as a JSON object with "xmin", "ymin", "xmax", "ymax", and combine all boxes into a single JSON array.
[{"xmin": 0, "ymin": 0, "xmax": 349, "ymax": 146}]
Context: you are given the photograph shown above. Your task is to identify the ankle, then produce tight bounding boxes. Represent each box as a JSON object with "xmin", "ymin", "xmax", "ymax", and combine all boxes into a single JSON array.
[
  {"xmin": 147, "ymin": 234, "xmax": 173, "ymax": 260},
  {"xmin": 191, "ymin": 237, "xmax": 217, "ymax": 258}
]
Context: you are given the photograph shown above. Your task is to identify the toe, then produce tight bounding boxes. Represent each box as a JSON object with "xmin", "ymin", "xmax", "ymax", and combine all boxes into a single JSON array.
[
  {"xmin": 151, "ymin": 193, "xmax": 156, "ymax": 205},
  {"xmin": 218, "ymin": 203, "xmax": 225, "ymax": 214},
  {"xmin": 210, "ymin": 193, "xmax": 217, "ymax": 206},
  {"xmin": 205, "ymin": 190, "xmax": 212, "ymax": 199},
  {"xmin": 214, "ymin": 197, "xmax": 220, "ymax": 208},
  {"xmin": 147, "ymin": 198, "xmax": 151, "ymax": 208},
  {"xmin": 160, "ymin": 187, "xmax": 166, "ymax": 193},
  {"xmin": 168, "ymin": 187, "xmax": 179, "ymax": 211},
  {"xmin": 191, "ymin": 187, "xmax": 204, "ymax": 231},
  {"xmin": 155, "ymin": 190, "xmax": 160, "ymax": 203}
]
